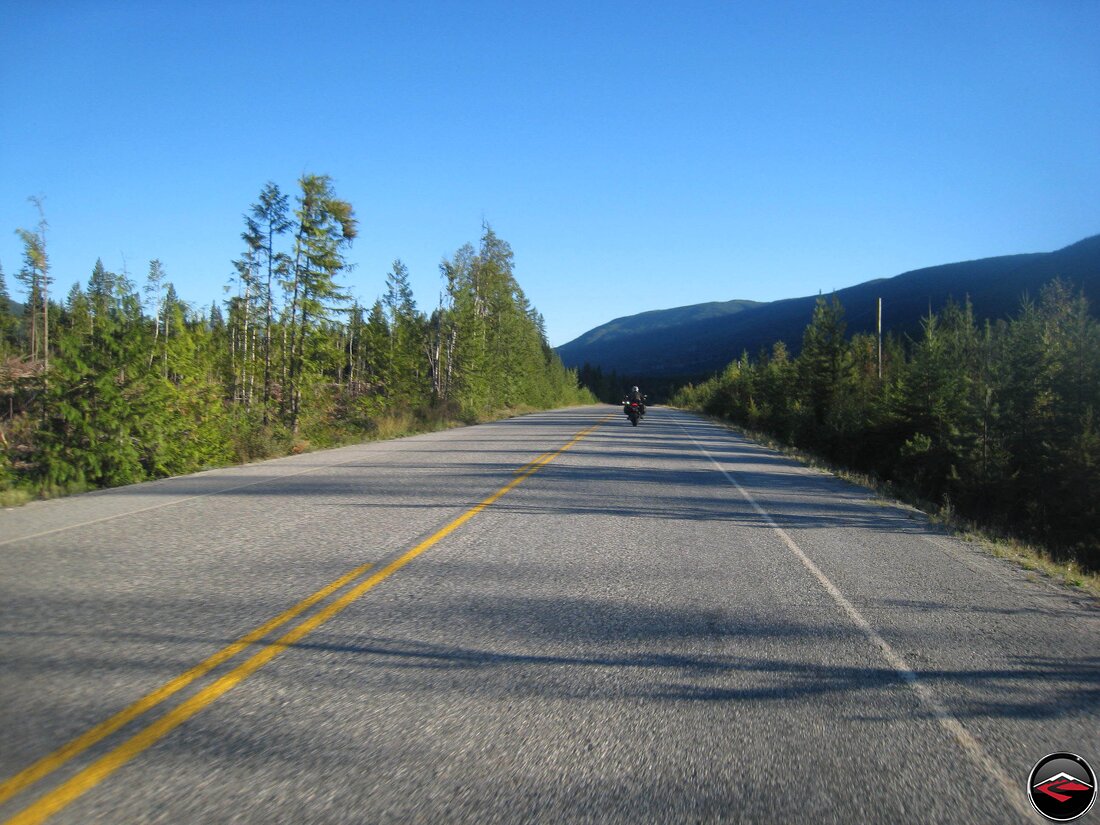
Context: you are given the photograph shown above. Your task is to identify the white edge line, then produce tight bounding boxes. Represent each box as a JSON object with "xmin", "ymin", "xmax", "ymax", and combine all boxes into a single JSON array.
[{"xmin": 676, "ymin": 413, "xmax": 1035, "ymax": 822}]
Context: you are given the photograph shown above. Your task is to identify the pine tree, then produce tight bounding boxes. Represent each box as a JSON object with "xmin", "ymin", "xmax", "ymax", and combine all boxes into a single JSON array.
[
  {"xmin": 757, "ymin": 341, "xmax": 798, "ymax": 441},
  {"xmin": 87, "ymin": 258, "xmax": 118, "ymax": 331},
  {"xmin": 383, "ymin": 259, "xmax": 425, "ymax": 404},
  {"xmin": 995, "ymin": 298, "xmax": 1052, "ymax": 526},
  {"xmin": 153, "ymin": 295, "xmax": 233, "ymax": 474},
  {"xmin": 65, "ymin": 283, "xmax": 92, "ymax": 338},
  {"xmin": 797, "ymin": 295, "xmax": 848, "ymax": 443},
  {"xmin": 13, "ymin": 197, "xmax": 52, "ymax": 368},
  {"xmin": 15, "ymin": 212, "xmax": 51, "ymax": 366},
  {"xmin": 1031, "ymin": 281, "xmax": 1100, "ymax": 552},
  {"xmin": 363, "ymin": 300, "xmax": 390, "ymax": 392},
  {"xmin": 285, "ymin": 174, "xmax": 357, "ymax": 431},
  {"xmin": 892, "ymin": 302, "xmax": 979, "ymax": 500},
  {"xmin": 0, "ymin": 261, "xmax": 16, "ymax": 351},
  {"xmin": 37, "ymin": 295, "xmax": 153, "ymax": 487},
  {"xmin": 243, "ymin": 182, "xmax": 291, "ymax": 420},
  {"xmin": 208, "ymin": 301, "xmax": 225, "ymax": 333}
]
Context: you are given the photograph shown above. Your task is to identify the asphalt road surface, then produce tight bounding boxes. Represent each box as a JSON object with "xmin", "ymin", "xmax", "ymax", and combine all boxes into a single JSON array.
[{"xmin": 1, "ymin": 406, "xmax": 1097, "ymax": 824}]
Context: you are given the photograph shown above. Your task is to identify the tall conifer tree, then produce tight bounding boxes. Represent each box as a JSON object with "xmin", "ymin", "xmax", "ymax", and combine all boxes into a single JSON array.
[
  {"xmin": 243, "ymin": 182, "xmax": 291, "ymax": 420},
  {"xmin": 286, "ymin": 174, "xmax": 357, "ymax": 431}
]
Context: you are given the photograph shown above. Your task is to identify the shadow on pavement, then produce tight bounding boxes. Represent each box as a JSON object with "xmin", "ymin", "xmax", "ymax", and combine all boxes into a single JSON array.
[{"xmin": 4, "ymin": 588, "xmax": 1096, "ymax": 725}]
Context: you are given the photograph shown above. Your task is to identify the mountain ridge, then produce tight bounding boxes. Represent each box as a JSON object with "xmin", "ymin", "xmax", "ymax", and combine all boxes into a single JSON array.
[{"xmin": 557, "ymin": 234, "xmax": 1100, "ymax": 379}]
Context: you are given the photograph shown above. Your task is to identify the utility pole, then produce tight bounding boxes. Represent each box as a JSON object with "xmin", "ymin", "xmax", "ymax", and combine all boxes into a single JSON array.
[{"xmin": 877, "ymin": 297, "xmax": 883, "ymax": 381}]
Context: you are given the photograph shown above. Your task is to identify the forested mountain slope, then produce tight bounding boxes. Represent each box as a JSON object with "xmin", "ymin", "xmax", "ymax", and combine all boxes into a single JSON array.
[
  {"xmin": 557, "ymin": 234, "xmax": 1100, "ymax": 378},
  {"xmin": 561, "ymin": 299, "xmax": 761, "ymax": 351}
]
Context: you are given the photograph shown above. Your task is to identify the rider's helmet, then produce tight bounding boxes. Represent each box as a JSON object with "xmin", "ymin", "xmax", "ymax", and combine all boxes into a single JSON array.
[{"xmin": 632, "ymin": 386, "xmax": 639, "ymax": 392}]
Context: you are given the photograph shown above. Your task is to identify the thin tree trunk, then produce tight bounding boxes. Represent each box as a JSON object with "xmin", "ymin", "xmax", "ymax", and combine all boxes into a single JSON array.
[
  {"xmin": 262, "ymin": 237, "xmax": 274, "ymax": 422},
  {"xmin": 290, "ymin": 304, "xmax": 307, "ymax": 432},
  {"xmin": 163, "ymin": 310, "xmax": 169, "ymax": 380},
  {"xmin": 285, "ymin": 230, "xmax": 304, "ymax": 422},
  {"xmin": 241, "ymin": 279, "xmax": 251, "ymax": 405},
  {"xmin": 149, "ymin": 301, "xmax": 160, "ymax": 370},
  {"xmin": 28, "ymin": 284, "xmax": 38, "ymax": 364},
  {"xmin": 229, "ymin": 323, "xmax": 237, "ymax": 402},
  {"xmin": 248, "ymin": 325, "xmax": 257, "ymax": 406},
  {"xmin": 42, "ymin": 275, "xmax": 48, "ymax": 372}
]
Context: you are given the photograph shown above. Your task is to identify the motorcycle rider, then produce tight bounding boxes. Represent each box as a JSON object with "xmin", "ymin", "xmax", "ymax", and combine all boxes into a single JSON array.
[{"xmin": 625, "ymin": 385, "xmax": 646, "ymax": 416}]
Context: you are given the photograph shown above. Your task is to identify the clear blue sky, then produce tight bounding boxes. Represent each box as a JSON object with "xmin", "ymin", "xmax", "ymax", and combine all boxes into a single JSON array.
[{"xmin": 2, "ymin": 1, "xmax": 1098, "ymax": 346}]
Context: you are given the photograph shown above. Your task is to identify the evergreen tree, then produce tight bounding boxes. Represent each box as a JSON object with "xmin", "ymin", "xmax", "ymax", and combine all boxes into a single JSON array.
[
  {"xmin": 15, "ymin": 220, "xmax": 51, "ymax": 365},
  {"xmin": 13, "ymin": 197, "xmax": 51, "ymax": 368},
  {"xmin": 757, "ymin": 341, "xmax": 798, "ymax": 441},
  {"xmin": 0, "ymin": 261, "xmax": 16, "ymax": 350},
  {"xmin": 208, "ymin": 301, "xmax": 225, "ymax": 333},
  {"xmin": 797, "ymin": 295, "xmax": 848, "ymax": 442},
  {"xmin": 1029, "ymin": 281, "xmax": 1100, "ymax": 549},
  {"xmin": 87, "ymin": 258, "xmax": 118, "ymax": 330},
  {"xmin": 37, "ymin": 295, "xmax": 155, "ymax": 487},
  {"xmin": 995, "ymin": 298, "xmax": 1052, "ymax": 524},
  {"xmin": 363, "ymin": 299, "xmax": 390, "ymax": 393},
  {"xmin": 243, "ymin": 182, "xmax": 291, "ymax": 420},
  {"xmin": 441, "ymin": 243, "xmax": 484, "ymax": 411},
  {"xmin": 65, "ymin": 283, "xmax": 92, "ymax": 338},
  {"xmin": 152, "ymin": 295, "xmax": 233, "ymax": 474},
  {"xmin": 285, "ymin": 174, "xmax": 357, "ymax": 431},
  {"xmin": 383, "ymin": 259, "xmax": 425, "ymax": 403},
  {"xmin": 892, "ymin": 304, "xmax": 978, "ymax": 500}
]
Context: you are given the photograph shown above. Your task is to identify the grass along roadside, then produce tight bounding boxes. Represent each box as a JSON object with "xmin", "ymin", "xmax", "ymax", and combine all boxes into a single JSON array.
[
  {"xmin": 685, "ymin": 410, "xmax": 1100, "ymax": 601},
  {"xmin": 0, "ymin": 404, "xmax": 561, "ymax": 511}
]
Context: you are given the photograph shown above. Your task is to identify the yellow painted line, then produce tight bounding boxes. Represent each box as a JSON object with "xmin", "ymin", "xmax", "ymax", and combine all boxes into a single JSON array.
[
  {"xmin": 514, "ymin": 452, "xmax": 552, "ymax": 474},
  {"xmin": 0, "ymin": 562, "xmax": 375, "ymax": 809},
  {"xmin": 3, "ymin": 417, "xmax": 607, "ymax": 825}
]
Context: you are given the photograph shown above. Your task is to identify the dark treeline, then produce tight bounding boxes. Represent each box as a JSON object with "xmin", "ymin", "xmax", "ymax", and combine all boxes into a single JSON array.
[
  {"xmin": 575, "ymin": 364, "xmax": 681, "ymax": 405},
  {"xmin": 672, "ymin": 283, "xmax": 1100, "ymax": 571},
  {"xmin": 0, "ymin": 177, "xmax": 592, "ymax": 495}
]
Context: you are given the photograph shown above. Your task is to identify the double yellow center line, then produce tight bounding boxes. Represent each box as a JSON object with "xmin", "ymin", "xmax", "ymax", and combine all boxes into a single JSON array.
[{"xmin": 2, "ymin": 417, "xmax": 609, "ymax": 825}]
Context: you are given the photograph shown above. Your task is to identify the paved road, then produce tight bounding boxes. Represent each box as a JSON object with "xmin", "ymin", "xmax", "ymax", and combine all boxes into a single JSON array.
[{"xmin": 1, "ymin": 406, "xmax": 1096, "ymax": 824}]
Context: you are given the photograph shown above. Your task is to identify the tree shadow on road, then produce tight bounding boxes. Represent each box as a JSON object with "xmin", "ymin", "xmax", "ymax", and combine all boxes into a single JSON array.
[{"xmin": 269, "ymin": 587, "xmax": 1100, "ymax": 724}]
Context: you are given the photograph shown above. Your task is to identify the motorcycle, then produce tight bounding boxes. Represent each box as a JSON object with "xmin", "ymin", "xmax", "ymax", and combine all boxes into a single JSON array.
[{"xmin": 623, "ymin": 399, "xmax": 642, "ymax": 426}]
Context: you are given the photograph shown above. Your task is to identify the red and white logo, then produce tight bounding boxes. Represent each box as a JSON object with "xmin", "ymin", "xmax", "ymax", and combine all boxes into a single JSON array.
[{"xmin": 1028, "ymin": 753, "xmax": 1096, "ymax": 822}]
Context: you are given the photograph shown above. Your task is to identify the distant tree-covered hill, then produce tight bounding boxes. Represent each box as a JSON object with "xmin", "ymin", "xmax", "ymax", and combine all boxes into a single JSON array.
[
  {"xmin": 560, "ymin": 299, "xmax": 762, "ymax": 351},
  {"xmin": 557, "ymin": 234, "xmax": 1100, "ymax": 379}
]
